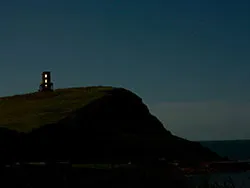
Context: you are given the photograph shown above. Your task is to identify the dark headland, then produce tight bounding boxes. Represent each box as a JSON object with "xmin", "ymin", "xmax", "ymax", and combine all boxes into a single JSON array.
[{"xmin": 0, "ymin": 86, "xmax": 227, "ymax": 187}]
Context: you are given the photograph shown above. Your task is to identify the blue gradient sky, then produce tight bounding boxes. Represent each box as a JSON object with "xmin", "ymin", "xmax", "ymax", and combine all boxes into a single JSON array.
[{"xmin": 0, "ymin": 0, "xmax": 249, "ymax": 140}]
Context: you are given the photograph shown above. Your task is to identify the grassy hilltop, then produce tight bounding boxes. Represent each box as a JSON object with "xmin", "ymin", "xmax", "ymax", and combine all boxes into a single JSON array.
[
  {"xmin": 0, "ymin": 86, "xmax": 222, "ymax": 165},
  {"xmin": 0, "ymin": 86, "xmax": 113, "ymax": 132}
]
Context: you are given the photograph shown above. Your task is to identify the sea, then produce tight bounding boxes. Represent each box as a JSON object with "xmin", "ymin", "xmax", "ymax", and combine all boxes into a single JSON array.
[{"xmin": 188, "ymin": 140, "xmax": 250, "ymax": 188}]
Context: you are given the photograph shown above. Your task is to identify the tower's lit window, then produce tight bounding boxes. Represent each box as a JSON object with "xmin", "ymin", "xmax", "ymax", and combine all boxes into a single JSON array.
[
  {"xmin": 45, "ymin": 84, "xmax": 48, "ymax": 87},
  {"xmin": 44, "ymin": 74, "xmax": 47, "ymax": 78},
  {"xmin": 45, "ymin": 79, "xmax": 47, "ymax": 83}
]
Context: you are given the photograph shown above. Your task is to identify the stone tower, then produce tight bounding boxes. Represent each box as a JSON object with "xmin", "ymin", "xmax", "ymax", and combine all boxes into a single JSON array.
[{"xmin": 39, "ymin": 71, "xmax": 54, "ymax": 92}]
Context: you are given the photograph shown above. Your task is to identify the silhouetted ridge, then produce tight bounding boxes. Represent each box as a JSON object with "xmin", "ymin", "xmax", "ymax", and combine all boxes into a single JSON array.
[
  {"xmin": 19, "ymin": 87, "xmax": 222, "ymax": 164},
  {"xmin": 0, "ymin": 86, "xmax": 222, "ymax": 164}
]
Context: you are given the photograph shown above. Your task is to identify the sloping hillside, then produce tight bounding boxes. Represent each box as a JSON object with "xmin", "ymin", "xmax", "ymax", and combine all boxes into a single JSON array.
[
  {"xmin": 0, "ymin": 86, "xmax": 113, "ymax": 132},
  {"xmin": 0, "ymin": 87, "xmax": 222, "ymax": 164}
]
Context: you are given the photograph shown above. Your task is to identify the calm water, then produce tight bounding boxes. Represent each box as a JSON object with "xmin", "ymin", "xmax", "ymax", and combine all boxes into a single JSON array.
[
  {"xmin": 200, "ymin": 140, "xmax": 250, "ymax": 160},
  {"xmin": 189, "ymin": 140, "xmax": 250, "ymax": 188}
]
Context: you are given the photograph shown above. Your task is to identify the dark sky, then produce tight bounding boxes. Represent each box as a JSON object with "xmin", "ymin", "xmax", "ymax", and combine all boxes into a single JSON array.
[{"xmin": 0, "ymin": 0, "xmax": 249, "ymax": 140}]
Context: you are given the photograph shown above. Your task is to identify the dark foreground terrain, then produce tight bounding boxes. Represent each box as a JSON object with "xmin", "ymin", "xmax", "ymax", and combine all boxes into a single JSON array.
[{"xmin": 1, "ymin": 163, "xmax": 192, "ymax": 188}]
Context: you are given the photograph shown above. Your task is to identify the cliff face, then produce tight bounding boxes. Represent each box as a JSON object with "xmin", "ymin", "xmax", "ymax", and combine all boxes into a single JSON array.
[{"xmin": 18, "ymin": 87, "xmax": 222, "ymax": 163}]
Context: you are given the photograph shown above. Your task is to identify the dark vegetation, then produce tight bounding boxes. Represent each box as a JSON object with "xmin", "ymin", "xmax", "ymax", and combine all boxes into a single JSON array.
[
  {"xmin": 0, "ymin": 86, "xmax": 223, "ymax": 187},
  {"xmin": 0, "ymin": 86, "xmax": 221, "ymax": 164}
]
